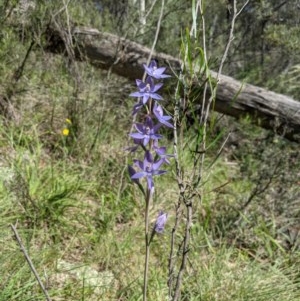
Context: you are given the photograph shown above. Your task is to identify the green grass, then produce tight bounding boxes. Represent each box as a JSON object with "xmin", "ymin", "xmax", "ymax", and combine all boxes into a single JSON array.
[
  {"xmin": 1, "ymin": 70, "xmax": 299, "ymax": 300},
  {"xmin": 0, "ymin": 1, "xmax": 300, "ymax": 300}
]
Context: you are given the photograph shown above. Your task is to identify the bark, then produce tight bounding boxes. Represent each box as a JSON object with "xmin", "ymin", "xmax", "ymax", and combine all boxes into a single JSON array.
[{"xmin": 45, "ymin": 25, "xmax": 300, "ymax": 143}]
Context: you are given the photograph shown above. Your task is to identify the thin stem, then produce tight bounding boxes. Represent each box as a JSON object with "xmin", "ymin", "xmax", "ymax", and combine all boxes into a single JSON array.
[
  {"xmin": 11, "ymin": 224, "xmax": 52, "ymax": 301},
  {"xmin": 197, "ymin": 0, "xmax": 210, "ymax": 186},
  {"xmin": 144, "ymin": 0, "xmax": 165, "ymax": 80},
  {"xmin": 173, "ymin": 203, "xmax": 193, "ymax": 301},
  {"xmin": 143, "ymin": 190, "xmax": 151, "ymax": 301},
  {"xmin": 168, "ymin": 196, "xmax": 182, "ymax": 298},
  {"xmin": 168, "ymin": 72, "xmax": 184, "ymax": 298},
  {"xmin": 140, "ymin": 0, "xmax": 146, "ymax": 35}
]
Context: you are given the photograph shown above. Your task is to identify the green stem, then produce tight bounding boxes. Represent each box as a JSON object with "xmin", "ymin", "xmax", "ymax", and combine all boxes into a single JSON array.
[{"xmin": 143, "ymin": 190, "xmax": 151, "ymax": 301}]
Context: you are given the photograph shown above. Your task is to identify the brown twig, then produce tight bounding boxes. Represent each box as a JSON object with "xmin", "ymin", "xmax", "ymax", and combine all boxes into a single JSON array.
[
  {"xmin": 13, "ymin": 40, "xmax": 35, "ymax": 82},
  {"xmin": 10, "ymin": 223, "xmax": 52, "ymax": 301},
  {"xmin": 168, "ymin": 75, "xmax": 185, "ymax": 297}
]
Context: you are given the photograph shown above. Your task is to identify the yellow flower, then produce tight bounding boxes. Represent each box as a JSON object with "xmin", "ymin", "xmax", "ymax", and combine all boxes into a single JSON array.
[
  {"xmin": 65, "ymin": 118, "xmax": 72, "ymax": 125},
  {"xmin": 62, "ymin": 128, "xmax": 69, "ymax": 136}
]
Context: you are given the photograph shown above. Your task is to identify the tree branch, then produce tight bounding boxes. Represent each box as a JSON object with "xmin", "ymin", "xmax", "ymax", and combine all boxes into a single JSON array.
[{"xmin": 43, "ymin": 25, "xmax": 300, "ymax": 143}]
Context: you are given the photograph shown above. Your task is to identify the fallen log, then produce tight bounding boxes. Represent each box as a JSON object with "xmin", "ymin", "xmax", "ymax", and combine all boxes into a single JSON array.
[{"xmin": 45, "ymin": 26, "xmax": 300, "ymax": 143}]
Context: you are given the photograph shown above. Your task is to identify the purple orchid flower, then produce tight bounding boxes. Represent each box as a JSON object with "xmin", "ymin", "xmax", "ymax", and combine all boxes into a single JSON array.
[
  {"xmin": 128, "ymin": 165, "xmax": 140, "ymax": 185},
  {"xmin": 132, "ymin": 100, "xmax": 144, "ymax": 115},
  {"xmin": 153, "ymin": 141, "xmax": 174, "ymax": 165},
  {"xmin": 126, "ymin": 138, "xmax": 144, "ymax": 153},
  {"xmin": 153, "ymin": 102, "xmax": 174, "ymax": 128},
  {"xmin": 129, "ymin": 76, "xmax": 163, "ymax": 105},
  {"xmin": 143, "ymin": 60, "xmax": 171, "ymax": 79},
  {"xmin": 128, "ymin": 165, "xmax": 146, "ymax": 196},
  {"xmin": 131, "ymin": 151, "xmax": 166, "ymax": 192},
  {"xmin": 130, "ymin": 116, "xmax": 162, "ymax": 146},
  {"xmin": 154, "ymin": 211, "xmax": 168, "ymax": 233},
  {"xmin": 149, "ymin": 210, "xmax": 168, "ymax": 244}
]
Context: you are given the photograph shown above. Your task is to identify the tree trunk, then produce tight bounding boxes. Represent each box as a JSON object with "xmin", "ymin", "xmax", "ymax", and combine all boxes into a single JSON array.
[{"xmin": 45, "ymin": 26, "xmax": 300, "ymax": 143}]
